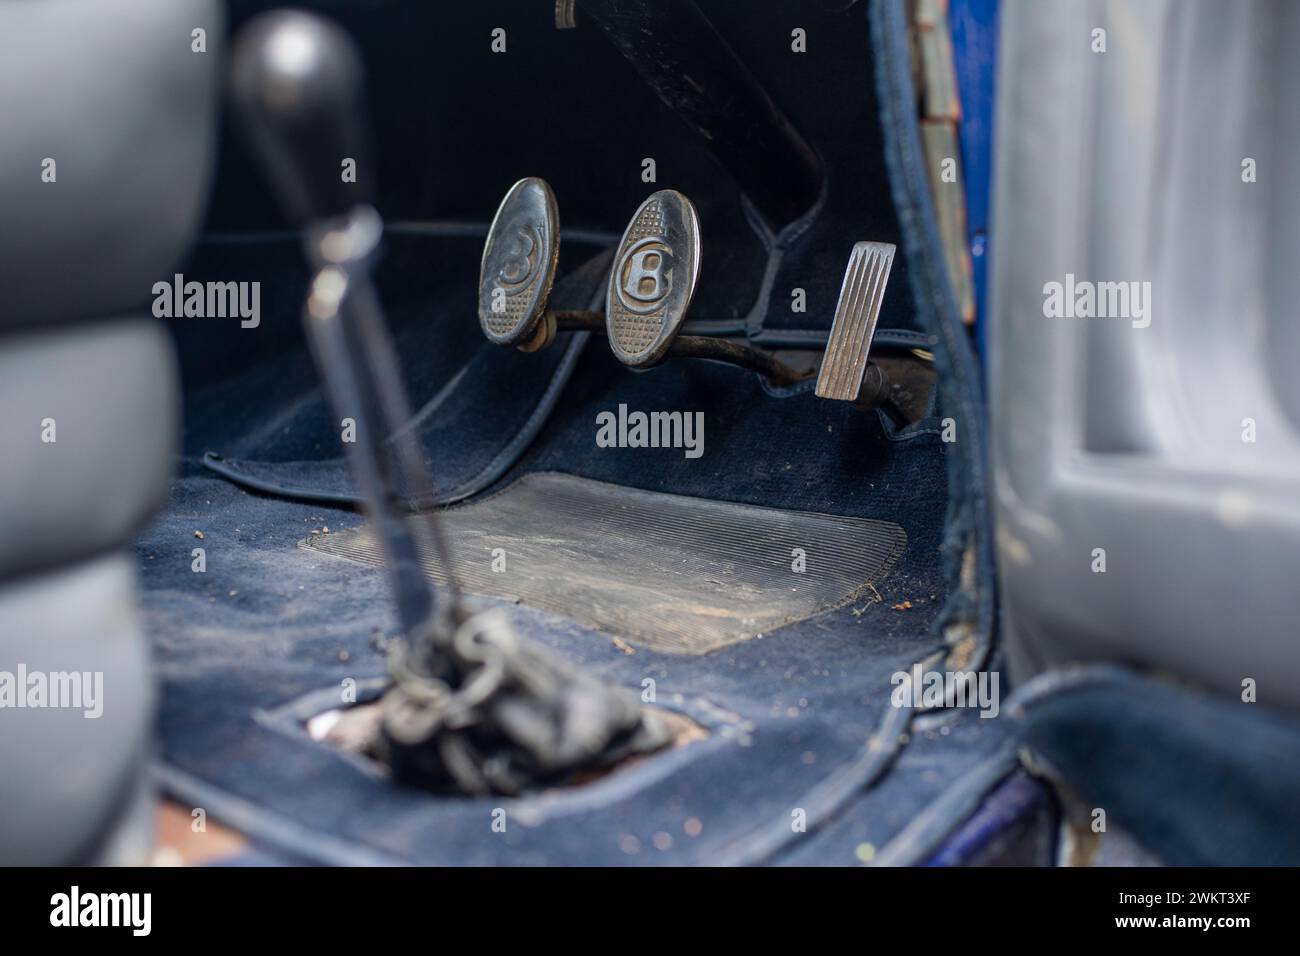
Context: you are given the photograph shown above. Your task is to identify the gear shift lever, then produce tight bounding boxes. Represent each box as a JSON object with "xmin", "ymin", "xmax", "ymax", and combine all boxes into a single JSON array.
[
  {"xmin": 229, "ymin": 10, "xmax": 371, "ymax": 225},
  {"xmin": 231, "ymin": 10, "xmax": 449, "ymax": 645},
  {"xmin": 230, "ymin": 11, "xmax": 665, "ymax": 795}
]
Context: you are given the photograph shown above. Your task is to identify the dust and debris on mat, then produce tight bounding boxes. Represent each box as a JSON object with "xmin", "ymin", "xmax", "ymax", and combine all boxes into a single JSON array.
[
  {"xmin": 892, "ymin": 600, "xmax": 913, "ymax": 611},
  {"xmin": 611, "ymin": 637, "xmax": 635, "ymax": 655},
  {"xmin": 193, "ymin": 530, "xmax": 204, "ymax": 539},
  {"xmin": 852, "ymin": 582, "xmax": 886, "ymax": 616},
  {"xmin": 305, "ymin": 516, "xmax": 333, "ymax": 537}
]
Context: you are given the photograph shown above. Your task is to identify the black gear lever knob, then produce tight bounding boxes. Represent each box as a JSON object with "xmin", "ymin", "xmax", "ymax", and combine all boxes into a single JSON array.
[{"xmin": 229, "ymin": 10, "xmax": 372, "ymax": 226}]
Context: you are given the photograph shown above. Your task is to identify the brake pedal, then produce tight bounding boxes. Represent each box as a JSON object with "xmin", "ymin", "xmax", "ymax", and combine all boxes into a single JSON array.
[
  {"xmin": 603, "ymin": 190, "xmax": 807, "ymax": 385},
  {"xmin": 606, "ymin": 189, "xmax": 702, "ymax": 368}
]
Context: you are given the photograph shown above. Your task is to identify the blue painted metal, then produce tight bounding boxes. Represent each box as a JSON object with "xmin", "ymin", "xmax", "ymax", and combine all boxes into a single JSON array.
[{"xmin": 949, "ymin": 0, "xmax": 999, "ymax": 363}]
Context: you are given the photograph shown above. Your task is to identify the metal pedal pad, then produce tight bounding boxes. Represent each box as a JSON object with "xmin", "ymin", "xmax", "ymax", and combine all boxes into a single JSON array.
[
  {"xmin": 479, "ymin": 177, "xmax": 561, "ymax": 351},
  {"xmin": 816, "ymin": 241, "xmax": 897, "ymax": 401},
  {"xmin": 606, "ymin": 189, "xmax": 701, "ymax": 368}
]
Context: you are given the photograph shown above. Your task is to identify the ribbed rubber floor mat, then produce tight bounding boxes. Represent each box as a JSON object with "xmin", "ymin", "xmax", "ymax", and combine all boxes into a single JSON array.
[{"xmin": 300, "ymin": 472, "xmax": 907, "ymax": 655}]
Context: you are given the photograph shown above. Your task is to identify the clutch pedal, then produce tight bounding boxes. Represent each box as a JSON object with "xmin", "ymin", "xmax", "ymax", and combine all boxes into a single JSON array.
[{"xmin": 478, "ymin": 176, "xmax": 562, "ymax": 351}]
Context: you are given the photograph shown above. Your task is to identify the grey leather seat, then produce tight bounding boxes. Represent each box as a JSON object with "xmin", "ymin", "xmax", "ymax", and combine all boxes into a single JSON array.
[{"xmin": 0, "ymin": 0, "xmax": 221, "ymax": 864}]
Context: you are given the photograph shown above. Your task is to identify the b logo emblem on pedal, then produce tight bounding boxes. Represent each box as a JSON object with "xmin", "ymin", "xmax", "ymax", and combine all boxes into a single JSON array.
[
  {"xmin": 606, "ymin": 190, "xmax": 701, "ymax": 368},
  {"xmin": 478, "ymin": 178, "xmax": 560, "ymax": 344},
  {"xmin": 498, "ymin": 225, "xmax": 541, "ymax": 291},
  {"xmin": 616, "ymin": 238, "xmax": 674, "ymax": 314}
]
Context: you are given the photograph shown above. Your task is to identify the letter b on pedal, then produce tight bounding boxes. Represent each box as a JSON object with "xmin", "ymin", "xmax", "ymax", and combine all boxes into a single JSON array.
[{"xmin": 621, "ymin": 240, "xmax": 673, "ymax": 311}]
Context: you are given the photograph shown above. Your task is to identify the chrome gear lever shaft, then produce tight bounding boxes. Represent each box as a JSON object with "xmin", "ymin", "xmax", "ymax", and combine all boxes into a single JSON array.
[{"xmin": 230, "ymin": 11, "xmax": 455, "ymax": 644}]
